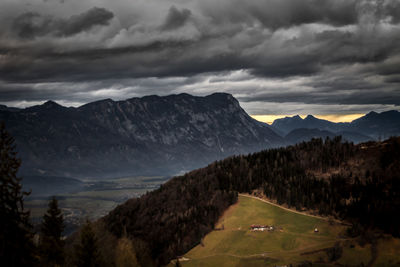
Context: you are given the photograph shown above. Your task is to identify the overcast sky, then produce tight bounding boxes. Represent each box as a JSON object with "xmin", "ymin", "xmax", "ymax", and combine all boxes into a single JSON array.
[{"xmin": 0, "ymin": 0, "xmax": 399, "ymax": 116}]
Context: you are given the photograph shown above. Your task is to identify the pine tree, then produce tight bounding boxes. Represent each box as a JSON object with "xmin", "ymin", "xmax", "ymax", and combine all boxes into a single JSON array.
[
  {"xmin": 0, "ymin": 122, "xmax": 36, "ymax": 266},
  {"xmin": 39, "ymin": 196, "xmax": 65, "ymax": 266},
  {"xmin": 74, "ymin": 220, "xmax": 102, "ymax": 267}
]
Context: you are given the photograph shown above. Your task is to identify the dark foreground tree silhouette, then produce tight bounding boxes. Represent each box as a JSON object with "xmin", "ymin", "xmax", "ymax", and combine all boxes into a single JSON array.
[
  {"xmin": 39, "ymin": 196, "xmax": 65, "ymax": 266},
  {"xmin": 0, "ymin": 122, "xmax": 36, "ymax": 266},
  {"xmin": 74, "ymin": 220, "xmax": 103, "ymax": 267}
]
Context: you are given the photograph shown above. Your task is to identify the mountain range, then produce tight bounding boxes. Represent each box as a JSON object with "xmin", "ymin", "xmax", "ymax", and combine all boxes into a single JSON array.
[
  {"xmin": 0, "ymin": 93, "xmax": 282, "ymax": 178},
  {"xmin": 272, "ymin": 111, "xmax": 400, "ymax": 140},
  {"xmin": 1, "ymin": 93, "xmax": 399, "ymax": 179}
]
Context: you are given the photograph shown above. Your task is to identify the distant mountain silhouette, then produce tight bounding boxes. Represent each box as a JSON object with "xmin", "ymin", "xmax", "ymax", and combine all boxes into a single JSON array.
[
  {"xmin": 0, "ymin": 104, "xmax": 20, "ymax": 112},
  {"xmin": 272, "ymin": 115, "xmax": 347, "ymax": 135},
  {"xmin": 273, "ymin": 110, "xmax": 400, "ymax": 141},
  {"xmin": 349, "ymin": 110, "xmax": 400, "ymax": 139},
  {"xmin": 0, "ymin": 93, "xmax": 283, "ymax": 178}
]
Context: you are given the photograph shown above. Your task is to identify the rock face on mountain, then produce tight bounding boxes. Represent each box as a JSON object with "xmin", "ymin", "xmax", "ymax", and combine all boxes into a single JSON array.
[
  {"xmin": 0, "ymin": 93, "xmax": 283, "ymax": 178},
  {"xmin": 273, "ymin": 111, "xmax": 400, "ymax": 141}
]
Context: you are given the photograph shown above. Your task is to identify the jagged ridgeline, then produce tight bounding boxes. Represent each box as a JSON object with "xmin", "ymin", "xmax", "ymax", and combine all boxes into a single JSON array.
[
  {"xmin": 0, "ymin": 93, "xmax": 282, "ymax": 178},
  {"xmin": 103, "ymin": 137, "xmax": 400, "ymax": 265}
]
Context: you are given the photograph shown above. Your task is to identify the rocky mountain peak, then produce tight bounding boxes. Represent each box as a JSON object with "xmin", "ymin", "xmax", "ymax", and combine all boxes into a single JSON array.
[
  {"xmin": 304, "ymin": 115, "xmax": 316, "ymax": 120},
  {"xmin": 42, "ymin": 100, "xmax": 63, "ymax": 109}
]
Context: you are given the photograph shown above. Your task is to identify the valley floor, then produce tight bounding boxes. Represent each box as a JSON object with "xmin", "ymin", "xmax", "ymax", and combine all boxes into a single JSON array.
[
  {"xmin": 173, "ymin": 195, "xmax": 400, "ymax": 266},
  {"xmin": 25, "ymin": 176, "xmax": 166, "ymax": 234}
]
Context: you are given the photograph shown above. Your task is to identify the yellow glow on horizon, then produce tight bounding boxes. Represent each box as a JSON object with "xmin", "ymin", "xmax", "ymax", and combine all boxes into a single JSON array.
[
  {"xmin": 251, "ymin": 115, "xmax": 294, "ymax": 124},
  {"xmin": 314, "ymin": 114, "xmax": 365, "ymax": 123},
  {"xmin": 251, "ymin": 114, "xmax": 365, "ymax": 124}
]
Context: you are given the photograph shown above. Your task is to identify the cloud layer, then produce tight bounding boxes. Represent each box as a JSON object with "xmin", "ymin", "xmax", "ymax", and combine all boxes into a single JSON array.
[
  {"xmin": 12, "ymin": 7, "xmax": 114, "ymax": 39},
  {"xmin": 0, "ymin": 0, "xmax": 399, "ymax": 115}
]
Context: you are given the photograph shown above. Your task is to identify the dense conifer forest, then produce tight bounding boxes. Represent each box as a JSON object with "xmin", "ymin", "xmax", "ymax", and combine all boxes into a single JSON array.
[{"xmin": 104, "ymin": 136, "xmax": 400, "ymax": 265}]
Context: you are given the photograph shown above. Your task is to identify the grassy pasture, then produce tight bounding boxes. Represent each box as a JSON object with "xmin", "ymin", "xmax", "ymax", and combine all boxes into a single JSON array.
[{"xmin": 178, "ymin": 195, "xmax": 400, "ymax": 266}]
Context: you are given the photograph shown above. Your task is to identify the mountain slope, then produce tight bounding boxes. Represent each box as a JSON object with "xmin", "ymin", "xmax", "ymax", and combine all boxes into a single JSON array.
[
  {"xmin": 285, "ymin": 128, "xmax": 336, "ymax": 144},
  {"xmin": 0, "ymin": 93, "xmax": 283, "ymax": 178},
  {"xmin": 349, "ymin": 110, "xmax": 400, "ymax": 139}
]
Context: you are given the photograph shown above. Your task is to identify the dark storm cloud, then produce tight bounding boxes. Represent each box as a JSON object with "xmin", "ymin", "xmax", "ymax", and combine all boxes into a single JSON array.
[
  {"xmin": 4, "ymin": 0, "xmax": 400, "ymax": 81},
  {"xmin": 257, "ymin": 91, "xmax": 400, "ymax": 106},
  {"xmin": 385, "ymin": 75, "xmax": 400, "ymax": 84},
  {"xmin": 0, "ymin": 40, "xmax": 198, "ymax": 83},
  {"xmin": 12, "ymin": 12, "xmax": 52, "ymax": 39},
  {"xmin": 204, "ymin": 0, "xmax": 358, "ymax": 30},
  {"xmin": 387, "ymin": 1, "xmax": 400, "ymax": 23},
  {"xmin": 0, "ymin": 83, "xmax": 76, "ymax": 102},
  {"xmin": 12, "ymin": 7, "xmax": 114, "ymax": 39},
  {"xmin": 237, "ymin": 84, "xmax": 400, "ymax": 106},
  {"xmin": 0, "ymin": 0, "xmax": 400, "ymax": 114},
  {"xmin": 61, "ymin": 7, "xmax": 114, "ymax": 36},
  {"xmin": 373, "ymin": 57, "xmax": 400, "ymax": 76},
  {"xmin": 2, "ymin": 24, "xmax": 398, "ymax": 83},
  {"xmin": 236, "ymin": 61, "xmax": 400, "ymax": 107},
  {"xmin": 161, "ymin": 6, "xmax": 192, "ymax": 31}
]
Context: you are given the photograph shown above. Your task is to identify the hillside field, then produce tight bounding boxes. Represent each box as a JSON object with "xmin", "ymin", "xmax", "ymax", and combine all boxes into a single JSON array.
[{"xmin": 176, "ymin": 195, "xmax": 400, "ymax": 266}]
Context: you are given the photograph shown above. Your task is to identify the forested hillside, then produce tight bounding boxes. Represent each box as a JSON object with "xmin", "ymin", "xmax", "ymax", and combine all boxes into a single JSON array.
[{"xmin": 104, "ymin": 137, "xmax": 400, "ymax": 265}]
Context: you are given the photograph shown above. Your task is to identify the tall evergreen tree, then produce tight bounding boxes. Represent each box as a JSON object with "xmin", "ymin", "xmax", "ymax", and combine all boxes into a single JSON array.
[
  {"xmin": 0, "ymin": 122, "xmax": 36, "ymax": 266},
  {"xmin": 74, "ymin": 220, "xmax": 102, "ymax": 267},
  {"xmin": 40, "ymin": 196, "xmax": 65, "ymax": 266}
]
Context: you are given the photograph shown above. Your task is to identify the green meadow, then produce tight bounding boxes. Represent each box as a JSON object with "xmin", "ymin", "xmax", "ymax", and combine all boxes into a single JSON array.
[{"xmin": 178, "ymin": 195, "xmax": 400, "ymax": 266}]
